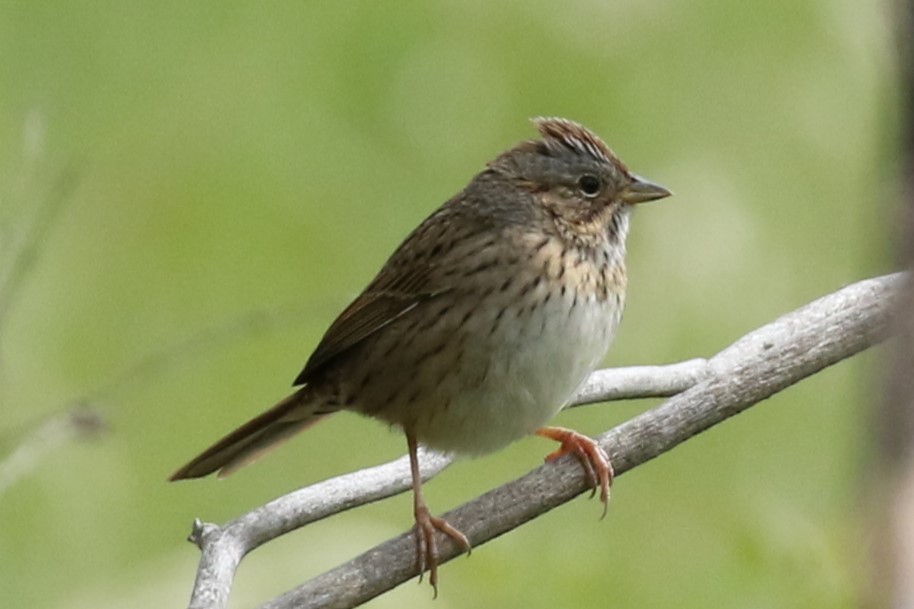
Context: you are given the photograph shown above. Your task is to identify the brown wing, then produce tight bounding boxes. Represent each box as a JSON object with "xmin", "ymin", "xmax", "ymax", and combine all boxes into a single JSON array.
[
  {"xmin": 293, "ymin": 210, "xmax": 462, "ymax": 386},
  {"xmin": 293, "ymin": 287, "xmax": 440, "ymax": 385},
  {"xmin": 292, "ymin": 176, "xmax": 511, "ymax": 387}
]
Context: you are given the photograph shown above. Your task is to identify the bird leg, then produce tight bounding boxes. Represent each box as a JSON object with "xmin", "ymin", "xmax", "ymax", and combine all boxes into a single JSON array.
[
  {"xmin": 536, "ymin": 426, "xmax": 613, "ymax": 518},
  {"xmin": 407, "ymin": 433, "xmax": 471, "ymax": 595}
]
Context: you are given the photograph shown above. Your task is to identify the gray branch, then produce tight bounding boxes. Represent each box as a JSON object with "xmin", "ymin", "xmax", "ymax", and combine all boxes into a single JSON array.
[{"xmin": 180, "ymin": 273, "xmax": 904, "ymax": 609}]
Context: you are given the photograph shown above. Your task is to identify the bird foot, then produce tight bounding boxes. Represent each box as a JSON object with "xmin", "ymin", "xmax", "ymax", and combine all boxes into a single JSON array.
[
  {"xmin": 536, "ymin": 426, "xmax": 613, "ymax": 517},
  {"xmin": 414, "ymin": 506, "xmax": 471, "ymax": 596}
]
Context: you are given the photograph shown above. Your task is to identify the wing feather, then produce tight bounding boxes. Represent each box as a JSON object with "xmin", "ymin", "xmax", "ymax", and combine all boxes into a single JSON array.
[
  {"xmin": 293, "ymin": 216, "xmax": 457, "ymax": 385},
  {"xmin": 293, "ymin": 289, "xmax": 437, "ymax": 385}
]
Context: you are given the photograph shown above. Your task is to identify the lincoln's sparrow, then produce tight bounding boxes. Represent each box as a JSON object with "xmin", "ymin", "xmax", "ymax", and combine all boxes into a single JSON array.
[{"xmin": 171, "ymin": 117, "xmax": 670, "ymax": 590}]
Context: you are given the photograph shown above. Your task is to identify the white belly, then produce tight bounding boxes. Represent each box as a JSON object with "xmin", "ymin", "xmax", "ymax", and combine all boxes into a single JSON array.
[{"xmin": 413, "ymin": 284, "xmax": 622, "ymax": 455}]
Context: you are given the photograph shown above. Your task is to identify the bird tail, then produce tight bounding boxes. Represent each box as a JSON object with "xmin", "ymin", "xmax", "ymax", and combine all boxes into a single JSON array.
[{"xmin": 169, "ymin": 386, "xmax": 335, "ymax": 481}]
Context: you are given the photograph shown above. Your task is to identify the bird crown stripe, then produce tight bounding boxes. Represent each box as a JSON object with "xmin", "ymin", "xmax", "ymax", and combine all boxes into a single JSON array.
[
  {"xmin": 532, "ymin": 117, "xmax": 615, "ymax": 164},
  {"xmin": 579, "ymin": 139, "xmax": 610, "ymax": 163}
]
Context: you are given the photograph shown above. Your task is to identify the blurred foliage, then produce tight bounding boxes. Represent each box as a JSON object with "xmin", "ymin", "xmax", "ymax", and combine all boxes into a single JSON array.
[{"xmin": 0, "ymin": 1, "xmax": 899, "ymax": 608}]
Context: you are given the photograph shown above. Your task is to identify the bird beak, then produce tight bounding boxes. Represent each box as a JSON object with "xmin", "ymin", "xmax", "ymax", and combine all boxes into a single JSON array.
[{"xmin": 619, "ymin": 175, "xmax": 672, "ymax": 205}]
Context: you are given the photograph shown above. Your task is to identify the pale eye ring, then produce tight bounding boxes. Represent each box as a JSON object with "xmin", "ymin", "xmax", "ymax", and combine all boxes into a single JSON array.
[{"xmin": 577, "ymin": 174, "xmax": 602, "ymax": 197}]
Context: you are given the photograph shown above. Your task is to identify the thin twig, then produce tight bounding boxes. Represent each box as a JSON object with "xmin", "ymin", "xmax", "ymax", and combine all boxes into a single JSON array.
[
  {"xmin": 0, "ymin": 405, "xmax": 105, "ymax": 497},
  {"xmin": 570, "ymin": 358, "xmax": 710, "ymax": 405},
  {"xmin": 0, "ymin": 299, "xmax": 327, "ymax": 497},
  {"xmin": 179, "ymin": 273, "xmax": 903, "ymax": 609},
  {"xmin": 0, "ymin": 165, "xmax": 78, "ymax": 337}
]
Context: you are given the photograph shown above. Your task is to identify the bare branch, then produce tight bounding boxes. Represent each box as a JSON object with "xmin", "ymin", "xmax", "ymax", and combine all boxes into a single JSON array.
[
  {"xmin": 179, "ymin": 273, "xmax": 903, "ymax": 609},
  {"xmin": 570, "ymin": 357, "xmax": 710, "ymax": 405},
  {"xmin": 184, "ymin": 449, "xmax": 455, "ymax": 609}
]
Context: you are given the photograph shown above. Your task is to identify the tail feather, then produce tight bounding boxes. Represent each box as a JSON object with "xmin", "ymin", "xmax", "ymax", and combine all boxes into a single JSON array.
[{"xmin": 169, "ymin": 387, "xmax": 334, "ymax": 481}]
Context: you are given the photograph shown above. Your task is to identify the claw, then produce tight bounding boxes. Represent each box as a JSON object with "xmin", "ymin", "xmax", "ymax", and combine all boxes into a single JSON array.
[
  {"xmin": 414, "ymin": 506, "xmax": 471, "ymax": 595},
  {"xmin": 407, "ymin": 433, "xmax": 471, "ymax": 595},
  {"xmin": 536, "ymin": 426, "xmax": 614, "ymax": 518}
]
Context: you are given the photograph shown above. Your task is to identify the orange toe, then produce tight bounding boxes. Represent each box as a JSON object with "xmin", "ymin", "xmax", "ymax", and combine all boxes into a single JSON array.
[{"xmin": 536, "ymin": 426, "xmax": 614, "ymax": 517}]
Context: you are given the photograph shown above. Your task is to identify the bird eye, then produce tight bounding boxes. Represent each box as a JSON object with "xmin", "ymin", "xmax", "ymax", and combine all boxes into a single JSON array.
[{"xmin": 577, "ymin": 174, "xmax": 602, "ymax": 197}]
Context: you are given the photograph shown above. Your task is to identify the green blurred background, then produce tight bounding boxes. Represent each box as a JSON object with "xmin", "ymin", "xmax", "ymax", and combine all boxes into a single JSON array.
[{"xmin": 0, "ymin": 1, "xmax": 900, "ymax": 608}]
